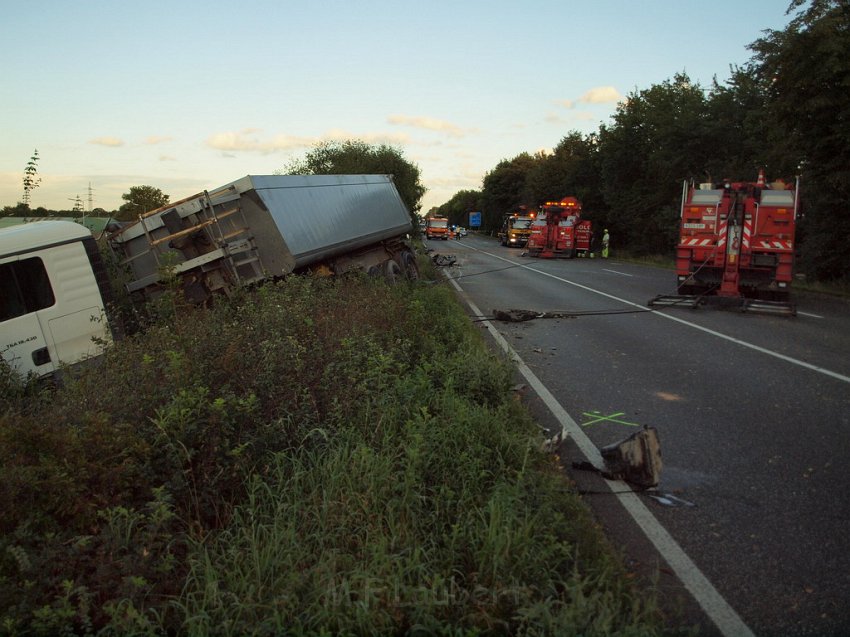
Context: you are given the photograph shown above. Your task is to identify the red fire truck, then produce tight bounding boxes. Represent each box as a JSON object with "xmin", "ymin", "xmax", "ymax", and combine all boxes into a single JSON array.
[
  {"xmin": 526, "ymin": 197, "xmax": 593, "ymax": 258},
  {"xmin": 649, "ymin": 169, "xmax": 799, "ymax": 315}
]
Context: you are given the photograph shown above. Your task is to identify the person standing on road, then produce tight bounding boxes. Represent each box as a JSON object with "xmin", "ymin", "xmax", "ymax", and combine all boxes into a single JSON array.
[{"xmin": 602, "ymin": 228, "xmax": 610, "ymax": 258}]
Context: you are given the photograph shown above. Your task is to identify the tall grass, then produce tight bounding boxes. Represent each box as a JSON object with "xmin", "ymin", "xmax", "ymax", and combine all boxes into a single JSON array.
[{"xmin": 0, "ymin": 270, "xmax": 665, "ymax": 635}]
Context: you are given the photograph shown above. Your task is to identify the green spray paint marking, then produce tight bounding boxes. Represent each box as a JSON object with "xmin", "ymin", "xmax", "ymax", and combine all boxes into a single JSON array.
[{"xmin": 581, "ymin": 410, "xmax": 640, "ymax": 428}]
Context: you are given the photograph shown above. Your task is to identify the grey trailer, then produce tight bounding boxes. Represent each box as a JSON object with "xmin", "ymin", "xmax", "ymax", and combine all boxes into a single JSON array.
[{"xmin": 109, "ymin": 174, "xmax": 418, "ymax": 304}]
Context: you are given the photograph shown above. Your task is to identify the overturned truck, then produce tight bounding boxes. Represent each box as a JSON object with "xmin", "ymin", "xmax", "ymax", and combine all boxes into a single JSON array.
[{"xmin": 109, "ymin": 174, "xmax": 419, "ymax": 304}]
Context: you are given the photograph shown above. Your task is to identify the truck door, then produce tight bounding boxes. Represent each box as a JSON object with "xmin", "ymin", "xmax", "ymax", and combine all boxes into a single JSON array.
[{"xmin": 0, "ymin": 255, "xmax": 57, "ymax": 377}]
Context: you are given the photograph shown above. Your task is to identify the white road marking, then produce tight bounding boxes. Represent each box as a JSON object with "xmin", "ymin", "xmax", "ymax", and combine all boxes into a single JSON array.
[
  {"xmin": 797, "ymin": 311, "xmax": 824, "ymax": 319},
  {"xmin": 602, "ymin": 268, "xmax": 633, "ymax": 277},
  {"xmin": 471, "ymin": 247, "xmax": 850, "ymax": 385},
  {"xmin": 447, "ymin": 275, "xmax": 756, "ymax": 637}
]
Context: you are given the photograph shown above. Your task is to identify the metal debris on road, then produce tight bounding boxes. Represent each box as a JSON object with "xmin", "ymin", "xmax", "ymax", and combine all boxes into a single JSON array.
[
  {"xmin": 431, "ymin": 254, "xmax": 457, "ymax": 266},
  {"xmin": 492, "ymin": 308, "xmax": 578, "ymax": 322}
]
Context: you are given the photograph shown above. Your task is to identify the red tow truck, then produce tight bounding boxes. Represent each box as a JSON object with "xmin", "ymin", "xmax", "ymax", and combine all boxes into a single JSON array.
[
  {"xmin": 649, "ymin": 169, "xmax": 799, "ymax": 315},
  {"xmin": 526, "ymin": 197, "xmax": 593, "ymax": 258}
]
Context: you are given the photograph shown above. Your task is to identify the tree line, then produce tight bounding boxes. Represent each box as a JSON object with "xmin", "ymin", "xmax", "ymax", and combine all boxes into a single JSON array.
[{"xmin": 436, "ymin": 0, "xmax": 849, "ymax": 283}]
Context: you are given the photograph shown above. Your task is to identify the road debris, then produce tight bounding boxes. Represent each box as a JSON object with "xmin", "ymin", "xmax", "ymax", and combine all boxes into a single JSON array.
[
  {"xmin": 572, "ymin": 426, "xmax": 662, "ymax": 490},
  {"xmin": 541, "ymin": 428, "xmax": 567, "ymax": 453},
  {"xmin": 492, "ymin": 308, "xmax": 578, "ymax": 322},
  {"xmin": 431, "ymin": 254, "xmax": 457, "ymax": 267}
]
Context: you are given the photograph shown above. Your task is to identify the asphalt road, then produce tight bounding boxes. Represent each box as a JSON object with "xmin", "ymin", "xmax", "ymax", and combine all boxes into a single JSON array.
[{"xmin": 427, "ymin": 235, "xmax": 850, "ymax": 637}]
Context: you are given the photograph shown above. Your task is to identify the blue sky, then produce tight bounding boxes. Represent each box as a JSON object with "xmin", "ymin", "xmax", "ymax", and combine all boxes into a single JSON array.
[{"xmin": 1, "ymin": 0, "xmax": 794, "ymax": 214}]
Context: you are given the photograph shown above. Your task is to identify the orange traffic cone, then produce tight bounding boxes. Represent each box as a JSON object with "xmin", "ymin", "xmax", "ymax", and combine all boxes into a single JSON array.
[{"xmin": 757, "ymin": 168, "xmax": 766, "ymax": 187}]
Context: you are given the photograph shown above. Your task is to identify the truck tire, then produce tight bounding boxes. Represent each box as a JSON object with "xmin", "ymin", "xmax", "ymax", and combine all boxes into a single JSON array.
[
  {"xmin": 383, "ymin": 258, "xmax": 403, "ymax": 283},
  {"xmin": 400, "ymin": 250, "xmax": 419, "ymax": 280}
]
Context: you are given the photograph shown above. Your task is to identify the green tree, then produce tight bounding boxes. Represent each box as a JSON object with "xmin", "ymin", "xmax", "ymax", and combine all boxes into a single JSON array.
[
  {"xmin": 117, "ymin": 186, "xmax": 170, "ymax": 221},
  {"xmin": 1, "ymin": 203, "xmax": 32, "ymax": 217},
  {"xmin": 436, "ymin": 189, "xmax": 483, "ymax": 228},
  {"xmin": 749, "ymin": 0, "xmax": 850, "ymax": 281},
  {"xmin": 523, "ymin": 133, "xmax": 605, "ymax": 219},
  {"xmin": 597, "ymin": 73, "xmax": 710, "ymax": 254},
  {"xmin": 22, "ymin": 149, "xmax": 41, "ymax": 208},
  {"xmin": 480, "ymin": 153, "xmax": 539, "ymax": 233},
  {"xmin": 281, "ymin": 140, "xmax": 426, "ymax": 218}
]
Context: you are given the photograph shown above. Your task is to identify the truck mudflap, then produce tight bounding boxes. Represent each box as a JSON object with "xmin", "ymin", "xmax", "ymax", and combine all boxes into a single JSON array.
[{"xmin": 648, "ymin": 294, "xmax": 796, "ymax": 316}]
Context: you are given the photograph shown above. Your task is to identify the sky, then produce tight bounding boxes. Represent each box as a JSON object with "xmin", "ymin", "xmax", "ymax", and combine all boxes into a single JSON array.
[{"xmin": 1, "ymin": 0, "xmax": 796, "ymax": 215}]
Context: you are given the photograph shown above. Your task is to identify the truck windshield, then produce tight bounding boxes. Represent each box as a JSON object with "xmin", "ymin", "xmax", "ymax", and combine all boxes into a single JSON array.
[
  {"xmin": 512, "ymin": 219, "xmax": 533, "ymax": 229},
  {"xmin": 430, "ymin": 220, "xmax": 448, "ymax": 228}
]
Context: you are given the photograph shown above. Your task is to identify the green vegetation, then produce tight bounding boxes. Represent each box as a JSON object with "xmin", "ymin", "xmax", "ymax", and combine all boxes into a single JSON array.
[
  {"xmin": 0, "ymin": 269, "xmax": 667, "ymax": 635},
  {"xmin": 116, "ymin": 186, "xmax": 171, "ymax": 221},
  {"xmin": 436, "ymin": 1, "xmax": 850, "ymax": 285}
]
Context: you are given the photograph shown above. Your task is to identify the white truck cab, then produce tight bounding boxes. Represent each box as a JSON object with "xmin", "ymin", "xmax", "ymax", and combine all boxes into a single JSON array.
[{"xmin": 0, "ymin": 221, "xmax": 112, "ymax": 379}]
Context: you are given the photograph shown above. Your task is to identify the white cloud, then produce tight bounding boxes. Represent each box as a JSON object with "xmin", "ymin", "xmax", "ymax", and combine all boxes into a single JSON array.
[
  {"xmin": 206, "ymin": 129, "xmax": 412, "ymax": 154},
  {"xmin": 206, "ymin": 130, "xmax": 312, "ymax": 153},
  {"xmin": 579, "ymin": 86, "xmax": 622, "ymax": 104},
  {"xmin": 89, "ymin": 136, "xmax": 124, "ymax": 147},
  {"xmin": 387, "ymin": 115, "xmax": 467, "ymax": 138},
  {"xmin": 145, "ymin": 136, "xmax": 173, "ymax": 145},
  {"xmin": 555, "ymin": 86, "xmax": 623, "ymax": 110}
]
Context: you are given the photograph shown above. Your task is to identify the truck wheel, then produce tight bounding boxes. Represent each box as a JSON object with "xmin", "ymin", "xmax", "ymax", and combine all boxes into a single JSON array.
[
  {"xmin": 383, "ymin": 259, "xmax": 403, "ymax": 283},
  {"xmin": 400, "ymin": 251, "xmax": 419, "ymax": 280}
]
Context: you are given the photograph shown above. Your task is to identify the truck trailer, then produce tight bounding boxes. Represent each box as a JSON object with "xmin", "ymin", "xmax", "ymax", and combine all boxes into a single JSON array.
[{"xmin": 109, "ymin": 174, "xmax": 419, "ymax": 305}]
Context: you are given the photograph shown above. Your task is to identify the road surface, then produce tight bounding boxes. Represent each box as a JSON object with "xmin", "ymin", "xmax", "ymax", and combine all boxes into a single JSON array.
[{"xmin": 428, "ymin": 235, "xmax": 850, "ymax": 637}]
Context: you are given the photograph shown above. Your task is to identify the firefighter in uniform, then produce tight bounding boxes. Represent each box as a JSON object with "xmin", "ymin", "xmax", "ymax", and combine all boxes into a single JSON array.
[{"xmin": 602, "ymin": 229, "xmax": 610, "ymax": 258}]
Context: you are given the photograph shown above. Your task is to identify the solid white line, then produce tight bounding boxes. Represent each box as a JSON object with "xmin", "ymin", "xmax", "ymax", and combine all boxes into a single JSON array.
[
  {"xmin": 797, "ymin": 311, "xmax": 824, "ymax": 319},
  {"xmin": 602, "ymin": 268, "xmax": 633, "ymax": 277},
  {"xmin": 447, "ymin": 275, "xmax": 756, "ymax": 637},
  {"xmin": 471, "ymin": 247, "xmax": 850, "ymax": 385}
]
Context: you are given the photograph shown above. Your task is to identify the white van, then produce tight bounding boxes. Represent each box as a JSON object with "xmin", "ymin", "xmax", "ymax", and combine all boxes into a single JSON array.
[{"xmin": 0, "ymin": 221, "xmax": 112, "ymax": 379}]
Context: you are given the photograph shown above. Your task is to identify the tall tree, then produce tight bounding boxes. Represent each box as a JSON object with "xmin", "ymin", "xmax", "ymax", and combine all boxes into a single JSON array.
[
  {"xmin": 281, "ymin": 140, "xmax": 426, "ymax": 218},
  {"xmin": 749, "ymin": 0, "xmax": 850, "ymax": 280},
  {"xmin": 436, "ymin": 189, "xmax": 483, "ymax": 228},
  {"xmin": 480, "ymin": 153, "xmax": 539, "ymax": 233},
  {"xmin": 117, "ymin": 186, "xmax": 170, "ymax": 221},
  {"xmin": 523, "ymin": 133, "xmax": 604, "ymax": 217},
  {"xmin": 597, "ymin": 73, "xmax": 710, "ymax": 254},
  {"xmin": 22, "ymin": 149, "xmax": 41, "ymax": 208}
]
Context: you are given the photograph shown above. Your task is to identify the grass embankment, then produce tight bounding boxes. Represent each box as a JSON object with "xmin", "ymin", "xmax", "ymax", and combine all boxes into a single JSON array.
[{"xmin": 0, "ymin": 265, "xmax": 665, "ymax": 635}]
